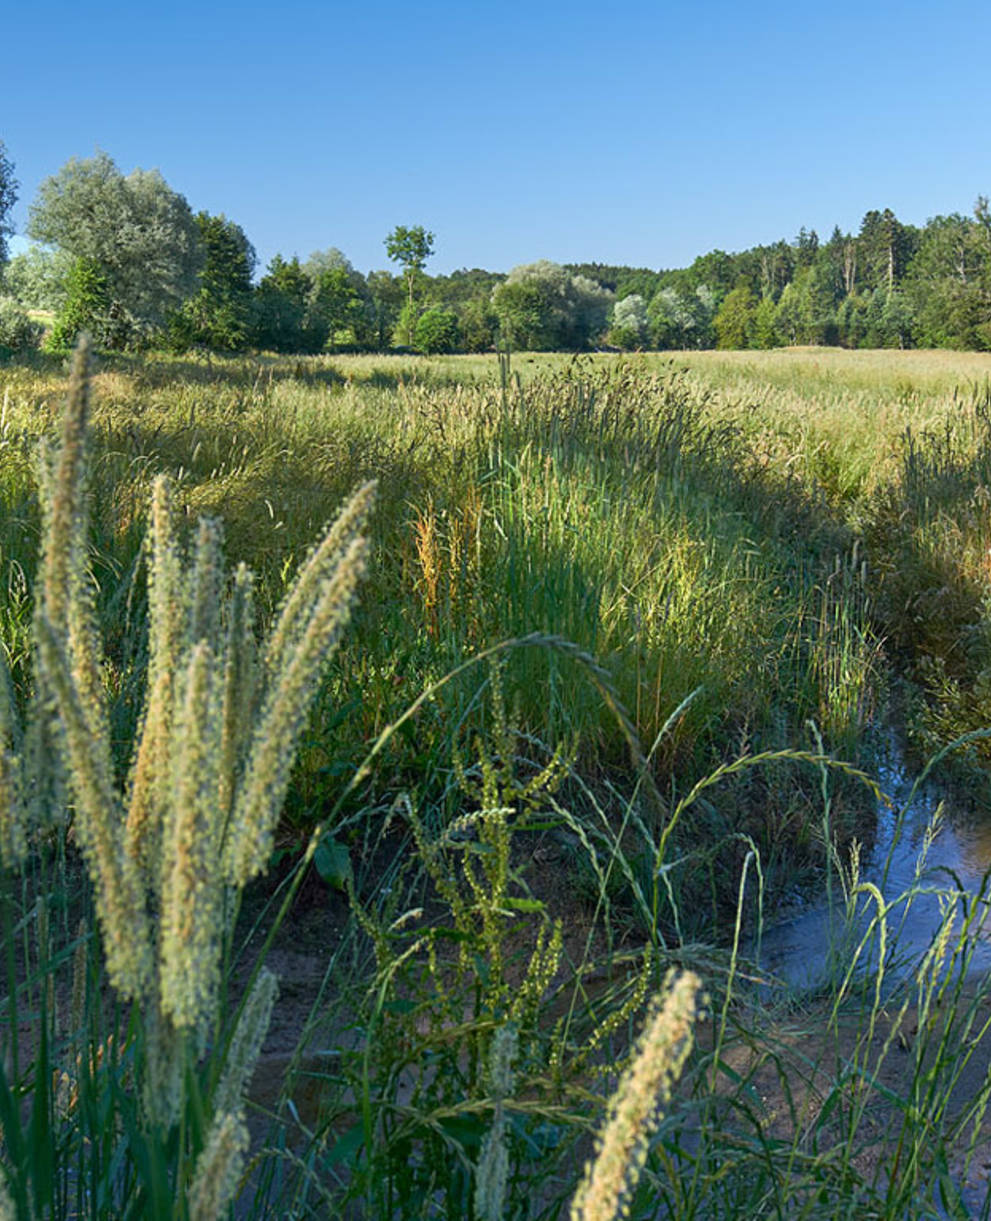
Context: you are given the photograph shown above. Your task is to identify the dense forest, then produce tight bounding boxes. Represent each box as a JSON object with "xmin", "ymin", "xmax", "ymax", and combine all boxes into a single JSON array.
[{"xmin": 2, "ymin": 143, "xmax": 991, "ymax": 354}]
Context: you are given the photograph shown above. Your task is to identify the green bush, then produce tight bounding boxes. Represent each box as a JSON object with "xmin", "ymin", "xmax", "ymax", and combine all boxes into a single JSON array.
[
  {"xmin": 45, "ymin": 257, "xmax": 117, "ymax": 351},
  {"xmin": 0, "ymin": 295, "xmax": 42, "ymax": 353},
  {"xmin": 413, "ymin": 306, "xmax": 460, "ymax": 354}
]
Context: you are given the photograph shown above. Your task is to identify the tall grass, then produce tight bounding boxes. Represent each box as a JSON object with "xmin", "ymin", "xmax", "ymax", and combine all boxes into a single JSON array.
[
  {"xmin": 0, "ymin": 351, "xmax": 885, "ymax": 924},
  {"xmin": 2, "ymin": 345, "xmax": 991, "ymax": 1216},
  {"xmin": 0, "ymin": 338, "xmax": 372, "ymax": 1217}
]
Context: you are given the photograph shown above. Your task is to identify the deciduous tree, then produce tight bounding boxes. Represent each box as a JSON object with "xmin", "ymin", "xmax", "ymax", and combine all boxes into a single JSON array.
[
  {"xmin": 714, "ymin": 284, "xmax": 757, "ymax": 349},
  {"xmin": 366, "ymin": 270, "xmax": 404, "ymax": 350},
  {"xmin": 492, "ymin": 261, "xmax": 611, "ymax": 350},
  {"xmin": 29, "ymin": 151, "xmax": 202, "ymax": 345},
  {"xmin": 252, "ymin": 254, "xmax": 316, "ymax": 352},
  {"xmin": 458, "ymin": 296, "xmax": 499, "ymax": 352},
  {"xmin": 308, "ymin": 266, "xmax": 367, "ymax": 348},
  {"xmin": 413, "ymin": 307, "xmax": 459, "ymax": 354},
  {"xmin": 385, "ymin": 224, "xmax": 435, "ymax": 333},
  {"xmin": 609, "ymin": 294, "xmax": 648, "ymax": 348},
  {"xmin": 0, "ymin": 140, "xmax": 17, "ymax": 267},
  {"xmin": 2, "ymin": 244, "xmax": 73, "ymax": 312}
]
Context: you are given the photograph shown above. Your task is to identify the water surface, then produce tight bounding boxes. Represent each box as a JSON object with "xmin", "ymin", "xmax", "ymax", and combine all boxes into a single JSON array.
[{"xmin": 757, "ymin": 739, "xmax": 991, "ymax": 990}]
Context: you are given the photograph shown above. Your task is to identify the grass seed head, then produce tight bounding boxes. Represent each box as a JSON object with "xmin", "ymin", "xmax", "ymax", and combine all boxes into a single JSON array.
[
  {"xmin": 188, "ymin": 1110, "xmax": 249, "ymax": 1221},
  {"xmin": 36, "ymin": 614, "xmax": 153, "ymax": 1001},
  {"xmin": 159, "ymin": 641, "xmax": 223, "ymax": 1031},
  {"xmin": 225, "ymin": 533, "xmax": 369, "ymax": 886},
  {"xmin": 571, "ymin": 970, "xmax": 700, "ymax": 1221},
  {"xmin": 214, "ymin": 967, "xmax": 278, "ymax": 1117}
]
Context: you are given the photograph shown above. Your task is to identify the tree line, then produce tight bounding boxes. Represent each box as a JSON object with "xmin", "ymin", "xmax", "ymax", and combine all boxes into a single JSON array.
[{"xmin": 2, "ymin": 143, "xmax": 991, "ymax": 355}]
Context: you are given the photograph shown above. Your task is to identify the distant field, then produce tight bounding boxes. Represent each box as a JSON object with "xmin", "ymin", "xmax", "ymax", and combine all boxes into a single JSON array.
[
  {"xmin": 322, "ymin": 345, "xmax": 991, "ymax": 398},
  {"xmin": 318, "ymin": 346, "xmax": 991, "ymax": 505},
  {"xmin": 672, "ymin": 344, "xmax": 991, "ymax": 398}
]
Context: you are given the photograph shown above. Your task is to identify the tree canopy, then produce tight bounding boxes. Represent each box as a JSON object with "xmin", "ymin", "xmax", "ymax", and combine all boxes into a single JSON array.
[
  {"xmin": 0, "ymin": 140, "xmax": 16, "ymax": 266},
  {"xmin": 492, "ymin": 261, "xmax": 612, "ymax": 350},
  {"xmin": 385, "ymin": 224, "xmax": 435, "ymax": 314},
  {"xmin": 28, "ymin": 151, "xmax": 202, "ymax": 344},
  {"xmin": 166, "ymin": 212, "xmax": 256, "ymax": 351},
  {"xmin": 5, "ymin": 134, "xmax": 991, "ymax": 354}
]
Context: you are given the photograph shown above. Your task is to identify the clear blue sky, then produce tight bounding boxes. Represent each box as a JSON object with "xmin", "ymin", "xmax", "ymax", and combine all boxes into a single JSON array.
[{"xmin": 3, "ymin": 0, "xmax": 990, "ymax": 276}]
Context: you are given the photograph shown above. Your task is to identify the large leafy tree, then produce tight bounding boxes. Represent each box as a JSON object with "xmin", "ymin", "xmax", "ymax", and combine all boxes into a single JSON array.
[
  {"xmin": 28, "ymin": 151, "xmax": 202, "ymax": 345},
  {"xmin": 492, "ymin": 261, "xmax": 612, "ymax": 350},
  {"xmin": 773, "ymin": 281, "xmax": 803, "ymax": 345},
  {"xmin": 385, "ymin": 224, "xmax": 434, "ymax": 342},
  {"xmin": 683, "ymin": 249, "xmax": 737, "ymax": 295},
  {"xmin": 307, "ymin": 266, "xmax": 366, "ymax": 348},
  {"xmin": 366, "ymin": 270, "xmax": 404, "ymax": 350},
  {"xmin": 2, "ymin": 244, "xmax": 73, "ymax": 312},
  {"xmin": 413, "ymin": 307, "xmax": 459, "ymax": 354},
  {"xmin": 385, "ymin": 224, "xmax": 435, "ymax": 309},
  {"xmin": 303, "ymin": 249, "xmax": 372, "ymax": 348},
  {"xmin": 0, "ymin": 139, "xmax": 16, "ymax": 267},
  {"xmin": 457, "ymin": 295, "xmax": 499, "ymax": 352},
  {"xmin": 609, "ymin": 294, "xmax": 648, "ymax": 349},
  {"xmin": 714, "ymin": 284, "xmax": 757, "ymax": 349},
  {"xmin": 491, "ymin": 278, "xmax": 550, "ymax": 349},
  {"xmin": 751, "ymin": 297, "xmax": 778, "ymax": 349},
  {"xmin": 649, "ymin": 285, "xmax": 716, "ymax": 349}
]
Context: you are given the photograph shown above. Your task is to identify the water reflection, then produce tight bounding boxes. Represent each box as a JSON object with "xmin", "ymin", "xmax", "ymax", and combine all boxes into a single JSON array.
[{"xmin": 756, "ymin": 741, "xmax": 991, "ymax": 991}]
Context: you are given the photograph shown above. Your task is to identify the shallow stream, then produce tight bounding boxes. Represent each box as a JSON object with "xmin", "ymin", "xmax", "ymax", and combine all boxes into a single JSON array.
[{"xmin": 757, "ymin": 736, "xmax": 991, "ymax": 991}]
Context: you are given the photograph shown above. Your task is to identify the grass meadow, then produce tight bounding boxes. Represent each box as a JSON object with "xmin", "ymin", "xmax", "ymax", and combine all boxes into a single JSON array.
[{"xmin": 2, "ymin": 343, "xmax": 991, "ymax": 1216}]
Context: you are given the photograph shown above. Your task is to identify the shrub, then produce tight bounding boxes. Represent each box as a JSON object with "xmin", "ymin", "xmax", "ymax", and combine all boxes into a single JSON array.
[
  {"xmin": 414, "ymin": 306, "xmax": 460, "ymax": 354},
  {"xmin": 45, "ymin": 257, "xmax": 117, "ymax": 351},
  {"xmin": 0, "ymin": 295, "xmax": 42, "ymax": 352}
]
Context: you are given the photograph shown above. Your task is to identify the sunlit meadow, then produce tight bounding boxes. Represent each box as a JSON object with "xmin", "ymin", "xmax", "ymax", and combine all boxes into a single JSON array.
[{"xmin": 2, "ymin": 344, "xmax": 991, "ymax": 1216}]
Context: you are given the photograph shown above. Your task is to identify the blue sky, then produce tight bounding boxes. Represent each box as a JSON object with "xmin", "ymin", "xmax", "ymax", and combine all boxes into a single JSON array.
[{"xmin": 3, "ymin": 0, "xmax": 990, "ymax": 276}]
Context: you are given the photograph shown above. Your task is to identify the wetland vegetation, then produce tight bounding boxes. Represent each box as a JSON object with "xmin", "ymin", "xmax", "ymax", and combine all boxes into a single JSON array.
[{"xmin": 3, "ymin": 344, "xmax": 991, "ymax": 1217}]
